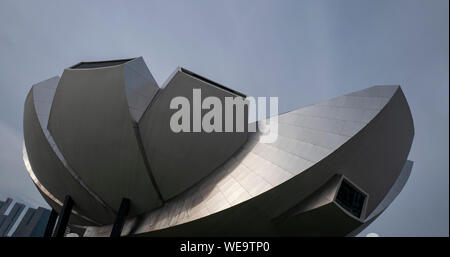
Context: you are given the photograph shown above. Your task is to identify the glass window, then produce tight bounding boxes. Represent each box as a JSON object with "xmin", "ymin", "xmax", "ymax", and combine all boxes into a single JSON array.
[
  {"xmin": 335, "ymin": 180, "xmax": 365, "ymax": 218},
  {"xmin": 71, "ymin": 59, "xmax": 133, "ymax": 69}
]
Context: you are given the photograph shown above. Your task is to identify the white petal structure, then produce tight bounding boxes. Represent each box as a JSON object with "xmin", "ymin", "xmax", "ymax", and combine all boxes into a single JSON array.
[
  {"xmin": 24, "ymin": 77, "xmax": 116, "ymax": 225},
  {"xmin": 47, "ymin": 58, "xmax": 162, "ymax": 219},
  {"xmin": 123, "ymin": 57, "xmax": 159, "ymax": 122},
  {"xmin": 23, "ymin": 58, "xmax": 414, "ymax": 236},
  {"xmin": 31, "ymin": 77, "xmax": 113, "ymax": 215},
  {"xmin": 138, "ymin": 67, "xmax": 249, "ymax": 200}
]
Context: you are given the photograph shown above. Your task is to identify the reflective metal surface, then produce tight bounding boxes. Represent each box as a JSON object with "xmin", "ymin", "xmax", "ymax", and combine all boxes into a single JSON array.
[
  {"xmin": 123, "ymin": 57, "xmax": 159, "ymax": 122},
  {"xmin": 24, "ymin": 80, "xmax": 116, "ymax": 225},
  {"xmin": 23, "ymin": 58, "xmax": 414, "ymax": 236},
  {"xmin": 138, "ymin": 69, "xmax": 249, "ymax": 200},
  {"xmin": 85, "ymin": 85, "xmax": 413, "ymax": 236},
  {"xmin": 47, "ymin": 59, "xmax": 163, "ymax": 217},
  {"xmin": 22, "ymin": 143, "xmax": 101, "ymax": 225},
  {"xmin": 32, "ymin": 77, "xmax": 113, "ymax": 214}
]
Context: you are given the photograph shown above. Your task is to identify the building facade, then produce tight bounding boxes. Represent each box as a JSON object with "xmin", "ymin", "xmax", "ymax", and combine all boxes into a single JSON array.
[
  {"xmin": 0, "ymin": 197, "xmax": 51, "ymax": 237},
  {"xmin": 23, "ymin": 57, "xmax": 414, "ymax": 236}
]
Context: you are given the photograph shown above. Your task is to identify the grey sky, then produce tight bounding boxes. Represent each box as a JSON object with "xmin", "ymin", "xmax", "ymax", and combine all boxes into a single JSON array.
[{"xmin": 0, "ymin": 0, "xmax": 448, "ymax": 236}]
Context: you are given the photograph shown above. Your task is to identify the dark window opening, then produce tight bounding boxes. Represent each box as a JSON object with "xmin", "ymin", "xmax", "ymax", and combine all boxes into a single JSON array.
[
  {"xmin": 180, "ymin": 67, "xmax": 246, "ymax": 97},
  {"xmin": 335, "ymin": 180, "xmax": 365, "ymax": 218},
  {"xmin": 70, "ymin": 59, "xmax": 134, "ymax": 69}
]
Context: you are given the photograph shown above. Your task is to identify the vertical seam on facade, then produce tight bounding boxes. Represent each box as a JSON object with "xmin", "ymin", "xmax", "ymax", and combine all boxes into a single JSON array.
[{"xmin": 133, "ymin": 123, "xmax": 165, "ymax": 204}]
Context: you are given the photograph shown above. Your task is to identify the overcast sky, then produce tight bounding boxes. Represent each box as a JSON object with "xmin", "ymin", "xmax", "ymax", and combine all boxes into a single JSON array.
[{"xmin": 0, "ymin": 0, "xmax": 448, "ymax": 236}]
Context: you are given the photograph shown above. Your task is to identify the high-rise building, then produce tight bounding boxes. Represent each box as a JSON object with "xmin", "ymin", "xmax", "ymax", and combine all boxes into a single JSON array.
[
  {"xmin": 0, "ymin": 199, "xmax": 25, "ymax": 236},
  {"xmin": 0, "ymin": 197, "xmax": 52, "ymax": 237},
  {"xmin": 12, "ymin": 207, "xmax": 51, "ymax": 237},
  {"xmin": 0, "ymin": 198, "xmax": 13, "ymax": 231}
]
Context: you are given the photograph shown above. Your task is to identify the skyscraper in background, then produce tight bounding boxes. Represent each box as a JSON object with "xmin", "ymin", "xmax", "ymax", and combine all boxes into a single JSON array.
[{"xmin": 0, "ymin": 197, "xmax": 51, "ymax": 237}]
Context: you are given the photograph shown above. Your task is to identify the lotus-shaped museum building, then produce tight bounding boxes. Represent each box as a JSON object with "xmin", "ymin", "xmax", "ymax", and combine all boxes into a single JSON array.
[{"xmin": 23, "ymin": 57, "xmax": 414, "ymax": 236}]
